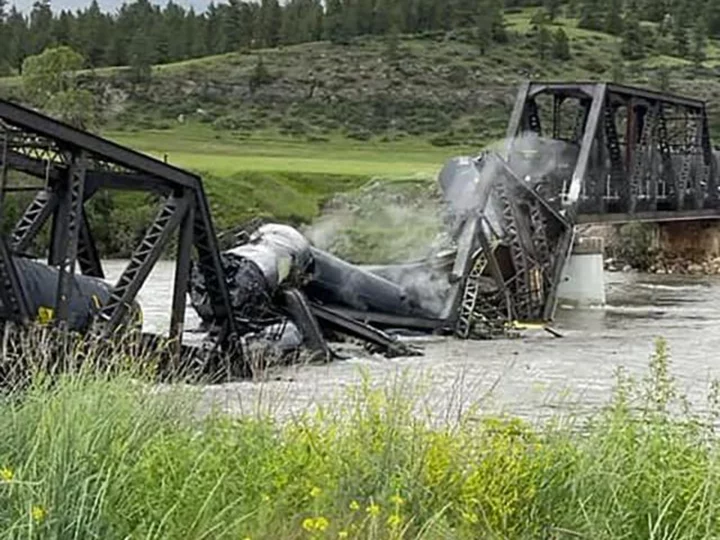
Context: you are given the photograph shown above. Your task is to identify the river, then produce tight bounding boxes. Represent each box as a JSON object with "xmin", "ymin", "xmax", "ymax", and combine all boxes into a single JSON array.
[{"xmin": 102, "ymin": 260, "xmax": 720, "ymax": 422}]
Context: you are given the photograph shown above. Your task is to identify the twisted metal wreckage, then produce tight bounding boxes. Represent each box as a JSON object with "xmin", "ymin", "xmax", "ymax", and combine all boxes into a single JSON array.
[
  {"xmin": 0, "ymin": 81, "xmax": 717, "ymax": 376},
  {"xmin": 187, "ymin": 151, "xmax": 570, "ymax": 363}
]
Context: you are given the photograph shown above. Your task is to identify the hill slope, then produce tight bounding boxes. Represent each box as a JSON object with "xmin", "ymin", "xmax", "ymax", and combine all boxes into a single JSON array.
[
  {"xmin": 61, "ymin": 11, "xmax": 720, "ymax": 144},
  {"xmin": 2, "ymin": 10, "xmax": 720, "ymax": 258}
]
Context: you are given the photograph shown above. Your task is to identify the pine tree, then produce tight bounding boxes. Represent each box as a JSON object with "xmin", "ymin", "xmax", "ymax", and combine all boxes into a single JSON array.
[
  {"xmin": 691, "ymin": 18, "xmax": 707, "ymax": 71},
  {"xmin": 621, "ymin": 6, "xmax": 645, "ymax": 60},
  {"xmin": 187, "ymin": 10, "xmax": 208, "ymax": 58},
  {"xmin": 259, "ymin": 0, "xmax": 282, "ymax": 48},
  {"xmin": 672, "ymin": 16, "xmax": 689, "ymax": 58},
  {"xmin": 671, "ymin": 1, "xmax": 691, "ymax": 58},
  {"xmin": 249, "ymin": 54, "xmax": 273, "ymax": 94},
  {"xmin": 219, "ymin": 0, "xmax": 243, "ymax": 52},
  {"xmin": 29, "ymin": 0, "xmax": 53, "ymax": 54},
  {"xmin": 643, "ymin": 0, "xmax": 670, "ymax": 22},
  {"xmin": 610, "ymin": 54, "xmax": 625, "ymax": 83},
  {"xmin": 6, "ymin": 7, "xmax": 28, "ymax": 72},
  {"xmin": 605, "ymin": 0, "xmax": 623, "ymax": 35},
  {"xmin": 356, "ymin": 0, "xmax": 374, "ymax": 35},
  {"xmin": 578, "ymin": 0, "xmax": 603, "ymax": 30},
  {"xmin": 654, "ymin": 65, "xmax": 671, "ymax": 92},
  {"xmin": 51, "ymin": 10, "xmax": 72, "ymax": 45},
  {"xmin": 552, "ymin": 27, "xmax": 571, "ymax": 60},
  {"xmin": 163, "ymin": 1, "xmax": 187, "ymax": 62},
  {"xmin": 324, "ymin": 0, "xmax": 346, "ymax": 44},
  {"xmin": 77, "ymin": 1, "xmax": 110, "ymax": 68},
  {"xmin": 565, "ymin": 0, "xmax": 579, "ymax": 18},
  {"xmin": 475, "ymin": 11, "xmax": 492, "ymax": 55},
  {"xmin": 708, "ymin": 0, "xmax": 720, "ymax": 38},
  {"xmin": 544, "ymin": 0, "xmax": 561, "ymax": 21},
  {"xmin": 488, "ymin": 0, "xmax": 507, "ymax": 42},
  {"xmin": 535, "ymin": 22, "xmax": 552, "ymax": 60},
  {"xmin": 128, "ymin": 29, "xmax": 154, "ymax": 84},
  {"xmin": 0, "ymin": 0, "xmax": 9, "ymax": 75},
  {"xmin": 341, "ymin": 0, "xmax": 359, "ymax": 37},
  {"xmin": 384, "ymin": 23, "xmax": 400, "ymax": 64}
]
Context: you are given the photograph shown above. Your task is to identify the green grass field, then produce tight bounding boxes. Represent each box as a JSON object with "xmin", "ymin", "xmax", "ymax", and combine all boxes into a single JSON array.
[
  {"xmin": 98, "ymin": 127, "xmax": 464, "ymax": 245},
  {"xmin": 106, "ymin": 126, "xmax": 470, "ymax": 178}
]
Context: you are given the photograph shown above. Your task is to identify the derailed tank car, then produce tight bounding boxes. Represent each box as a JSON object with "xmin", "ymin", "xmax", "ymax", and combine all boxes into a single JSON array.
[
  {"xmin": 4, "ymin": 257, "xmax": 141, "ymax": 331},
  {"xmin": 188, "ymin": 150, "xmax": 572, "ymax": 359}
]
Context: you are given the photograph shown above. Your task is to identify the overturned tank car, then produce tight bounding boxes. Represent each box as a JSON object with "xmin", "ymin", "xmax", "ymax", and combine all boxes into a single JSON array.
[{"xmin": 188, "ymin": 151, "xmax": 573, "ymax": 360}]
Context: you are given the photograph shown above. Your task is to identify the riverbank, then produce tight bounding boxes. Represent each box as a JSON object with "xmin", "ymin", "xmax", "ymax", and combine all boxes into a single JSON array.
[
  {"xmin": 1, "ymin": 337, "xmax": 719, "ymax": 538},
  {"xmin": 605, "ymin": 255, "xmax": 720, "ymax": 276}
]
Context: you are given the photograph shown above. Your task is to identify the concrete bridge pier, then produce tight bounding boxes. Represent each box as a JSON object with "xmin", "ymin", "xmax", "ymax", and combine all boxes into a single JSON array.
[{"xmin": 556, "ymin": 236, "xmax": 606, "ymax": 308}]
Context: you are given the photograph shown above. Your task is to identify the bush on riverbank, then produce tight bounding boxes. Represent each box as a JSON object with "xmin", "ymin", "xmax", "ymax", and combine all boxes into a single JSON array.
[
  {"xmin": 605, "ymin": 222, "xmax": 659, "ymax": 272},
  {"xmin": 0, "ymin": 337, "xmax": 718, "ymax": 538}
]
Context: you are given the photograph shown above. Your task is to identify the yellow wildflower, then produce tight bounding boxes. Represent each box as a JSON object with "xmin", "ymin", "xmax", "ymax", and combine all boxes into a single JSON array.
[
  {"xmin": 338, "ymin": 531, "xmax": 349, "ymax": 539},
  {"xmin": 314, "ymin": 516, "xmax": 329, "ymax": 531},
  {"xmin": 31, "ymin": 505, "xmax": 46, "ymax": 523},
  {"xmin": 0, "ymin": 467, "xmax": 13, "ymax": 482},
  {"xmin": 303, "ymin": 516, "xmax": 330, "ymax": 532},
  {"xmin": 261, "ymin": 494, "xmax": 270, "ymax": 502},
  {"xmin": 389, "ymin": 494, "xmax": 404, "ymax": 506},
  {"xmin": 366, "ymin": 503, "xmax": 380, "ymax": 518},
  {"xmin": 387, "ymin": 514, "xmax": 402, "ymax": 528},
  {"xmin": 349, "ymin": 500, "xmax": 360, "ymax": 511},
  {"xmin": 310, "ymin": 486, "xmax": 322, "ymax": 498}
]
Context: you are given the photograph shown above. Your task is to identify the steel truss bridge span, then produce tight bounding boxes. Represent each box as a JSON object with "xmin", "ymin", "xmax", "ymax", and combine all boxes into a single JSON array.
[{"xmin": 505, "ymin": 82, "xmax": 719, "ymax": 224}]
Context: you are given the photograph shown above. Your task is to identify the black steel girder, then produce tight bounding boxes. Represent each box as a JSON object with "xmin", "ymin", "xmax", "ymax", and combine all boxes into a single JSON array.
[
  {"xmin": 528, "ymin": 82, "xmax": 706, "ymax": 110},
  {"xmin": 506, "ymin": 81, "xmax": 716, "ymax": 223},
  {"xmin": 97, "ymin": 194, "xmax": 191, "ymax": 334},
  {"xmin": 52, "ymin": 151, "xmax": 87, "ymax": 326},
  {"xmin": 0, "ymin": 99, "xmax": 199, "ymax": 190},
  {"xmin": 0, "ymin": 96, "xmax": 240, "ymax": 367}
]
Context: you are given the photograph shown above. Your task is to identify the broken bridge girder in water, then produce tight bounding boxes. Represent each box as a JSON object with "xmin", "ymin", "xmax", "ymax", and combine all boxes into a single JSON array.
[
  {"xmin": 436, "ymin": 150, "xmax": 571, "ymax": 338},
  {"xmin": 0, "ymin": 97, "xmax": 240, "ymax": 375}
]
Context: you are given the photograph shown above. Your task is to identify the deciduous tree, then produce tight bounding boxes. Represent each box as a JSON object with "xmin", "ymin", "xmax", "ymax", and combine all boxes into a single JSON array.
[{"xmin": 22, "ymin": 46, "xmax": 98, "ymax": 129}]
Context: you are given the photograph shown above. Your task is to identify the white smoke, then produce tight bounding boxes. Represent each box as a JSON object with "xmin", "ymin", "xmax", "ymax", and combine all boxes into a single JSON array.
[
  {"xmin": 302, "ymin": 133, "xmax": 571, "ymax": 317},
  {"xmin": 303, "ymin": 176, "xmax": 446, "ymax": 265}
]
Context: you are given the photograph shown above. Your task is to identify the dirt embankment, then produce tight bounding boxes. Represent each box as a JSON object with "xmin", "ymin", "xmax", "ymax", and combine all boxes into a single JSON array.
[{"xmin": 585, "ymin": 222, "xmax": 720, "ymax": 276}]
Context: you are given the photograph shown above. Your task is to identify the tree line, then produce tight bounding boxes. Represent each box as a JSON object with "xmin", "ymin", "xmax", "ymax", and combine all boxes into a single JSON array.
[{"xmin": 0, "ymin": 0, "xmax": 718, "ymax": 76}]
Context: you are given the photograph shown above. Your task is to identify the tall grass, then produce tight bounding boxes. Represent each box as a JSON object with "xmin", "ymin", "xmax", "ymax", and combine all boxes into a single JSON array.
[{"xmin": 0, "ymin": 336, "xmax": 718, "ymax": 538}]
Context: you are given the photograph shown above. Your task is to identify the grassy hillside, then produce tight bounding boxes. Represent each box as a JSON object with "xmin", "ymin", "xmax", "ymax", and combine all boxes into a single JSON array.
[
  {"xmin": 97, "ymin": 10, "xmax": 720, "ymax": 149},
  {"xmin": 2, "ymin": 8, "xmax": 720, "ymax": 257}
]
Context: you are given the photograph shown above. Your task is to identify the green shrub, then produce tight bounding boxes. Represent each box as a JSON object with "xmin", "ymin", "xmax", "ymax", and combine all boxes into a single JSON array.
[
  {"xmin": 429, "ymin": 132, "xmax": 459, "ymax": 147},
  {"xmin": 346, "ymin": 128, "xmax": 373, "ymax": 141},
  {"xmin": 610, "ymin": 222, "xmax": 659, "ymax": 270}
]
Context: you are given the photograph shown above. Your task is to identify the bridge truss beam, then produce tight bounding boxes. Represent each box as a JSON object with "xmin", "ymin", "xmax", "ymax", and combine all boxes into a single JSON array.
[
  {"xmin": 505, "ymin": 82, "xmax": 717, "ymax": 223},
  {"xmin": 0, "ymin": 98, "xmax": 239, "ymax": 364}
]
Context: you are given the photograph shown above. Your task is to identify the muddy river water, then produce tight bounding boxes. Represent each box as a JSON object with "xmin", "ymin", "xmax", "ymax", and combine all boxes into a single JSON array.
[{"xmin": 103, "ymin": 260, "xmax": 720, "ymax": 422}]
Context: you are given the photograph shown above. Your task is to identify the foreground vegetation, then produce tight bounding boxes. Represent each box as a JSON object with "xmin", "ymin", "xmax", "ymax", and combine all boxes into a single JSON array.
[{"xmin": 0, "ymin": 336, "xmax": 719, "ymax": 538}]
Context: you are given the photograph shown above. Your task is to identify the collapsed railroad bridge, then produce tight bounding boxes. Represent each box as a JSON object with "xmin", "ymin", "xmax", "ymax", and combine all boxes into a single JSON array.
[{"xmin": 0, "ymin": 81, "xmax": 717, "ymax": 376}]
